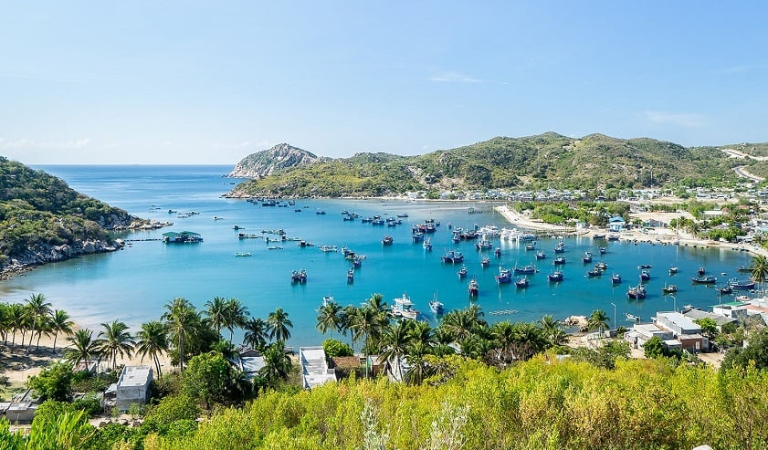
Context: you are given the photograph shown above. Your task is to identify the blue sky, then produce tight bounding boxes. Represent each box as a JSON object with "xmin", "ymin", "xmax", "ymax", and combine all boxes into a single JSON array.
[{"xmin": 1, "ymin": 1, "xmax": 766, "ymax": 164}]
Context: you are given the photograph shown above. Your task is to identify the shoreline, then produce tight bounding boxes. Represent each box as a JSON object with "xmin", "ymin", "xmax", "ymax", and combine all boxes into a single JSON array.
[{"xmin": 494, "ymin": 205, "xmax": 768, "ymax": 258}]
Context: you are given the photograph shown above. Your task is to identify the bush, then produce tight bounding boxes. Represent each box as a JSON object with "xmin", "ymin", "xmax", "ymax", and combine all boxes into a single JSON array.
[
  {"xmin": 27, "ymin": 362, "xmax": 73, "ymax": 401},
  {"xmin": 72, "ymin": 394, "xmax": 102, "ymax": 418},
  {"xmin": 323, "ymin": 338, "xmax": 354, "ymax": 357}
]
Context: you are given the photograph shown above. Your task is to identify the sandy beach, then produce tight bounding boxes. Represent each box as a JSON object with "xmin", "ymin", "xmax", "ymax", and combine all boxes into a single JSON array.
[{"xmin": 494, "ymin": 205, "xmax": 768, "ymax": 258}]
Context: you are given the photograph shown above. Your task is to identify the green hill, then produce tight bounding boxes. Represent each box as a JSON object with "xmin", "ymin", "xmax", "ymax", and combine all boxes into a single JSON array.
[
  {"xmin": 228, "ymin": 132, "xmax": 741, "ymax": 197},
  {"xmin": 0, "ymin": 157, "xmax": 140, "ymax": 273}
]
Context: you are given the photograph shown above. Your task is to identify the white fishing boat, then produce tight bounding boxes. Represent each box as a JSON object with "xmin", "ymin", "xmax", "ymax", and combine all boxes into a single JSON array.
[{"xmin": 391, "ymin": 293, "xmax": 418, "ymax": 320}]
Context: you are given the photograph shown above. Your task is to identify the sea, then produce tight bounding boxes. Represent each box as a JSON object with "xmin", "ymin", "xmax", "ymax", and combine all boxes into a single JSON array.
[{"xmin": 0, "ymin": 165, "xmax": 755, "ymax": 347}]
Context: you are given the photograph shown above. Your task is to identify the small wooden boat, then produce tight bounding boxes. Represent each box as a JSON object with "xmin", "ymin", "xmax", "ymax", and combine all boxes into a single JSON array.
[
  {"xmin": 554, "ymin": 256, "xmax": 566, "ymax": 265},
  {"xmin": 480, "ymin": 257, "xmax": 491, "ymax": 268},
  {"xmin": 457, "ymin": 266, "xmax": 468, "ymax": 279},
  {"xmin": 611, "ymin": 273, "xmax": 622, "ymax": 284},
  {"xmin": 691, "ymin": 276, "xmax": 717, "ymax": 284},
  {"xmin": 599, "ymin": 247, "xmax": 606, "ymax": 255},
  {"xmin": 494, "ymin": 248, "xmax": 502, "ymax": 257},
  {"xmin": 669, "ymin": 267, "xmax": 679, "ymax": 274},
  {"xmin": 535, "ymin": 251, "xmax": 546, "ymax": 260},
  {"xmin": 468, "ymin": 278, "xmax": 479, "ymax": 296},
  {"xmin": 347, "ymin": 269, "xmax": 354, "ymax": 284},
  {"xmin": 662, "ymin": 284, "xmax": 678, "ymax": 294},
  {"xmin": 587, "ymin": 268, "xmax": 603, "ymax": 277},
  {"xmin": 382, "ymin": 235, "xmax": 394, "ymax": 245},
  {"xmin": 547, "ymin": 271, "xmax": 564, "ymax": 282},
  {"xmin": 582, "ymin": 251, "xmax": 593, "ymax": 263},
  {"xmin": 514, "ymin": 277, "xmax": 529, "ymax": 288},
  {"xmin": 697, "ymin": 267, "xmax": 706, "ymax": 276},
  {"xmin": 718, "ymin": 285, "xmax": 732, "ymax": 295},
  {"xmin": 640, "ymin": 270, "xmax": 651, "ymax": 281}
]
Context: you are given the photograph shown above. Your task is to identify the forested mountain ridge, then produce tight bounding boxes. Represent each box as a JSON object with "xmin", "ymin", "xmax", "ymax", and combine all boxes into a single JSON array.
[
  {"xmin": 227, "ymin": 132, "xmax": 744, "ymax": 198},
  {"xmin": 0, "ymin": 157, "xmax": 143, "ymax": 274}
]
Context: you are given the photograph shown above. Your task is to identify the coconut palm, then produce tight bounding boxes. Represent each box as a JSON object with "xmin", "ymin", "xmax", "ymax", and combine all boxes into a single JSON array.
[
  {"xmin": 7, "ymin": 303, "xmax": 25, "ymax": 348},
  {"xmin": 25, "ymin": 293, "xmax": 52, "ymax": 354},
  {"xmin": 408, "ymin": 321, "xmax": 434, "ymax": 347},
  {"xmin": 162, "ymin": 297, "xmax": 199, "ymax": 371},
  {"xmin": 203, "ymin": 296, "xmax": 229, "ymax": 337},
  {"xmin": 259, "ymin": 340, "xmax": 293, "ymax": 387},
  {"xmin": 587, "ymin": 309, "xmax": 611, "ymax": 335},
  {"xmin": 223, "ymin": 297, "xmax": 249, "ymax": 343},
  {"xmin": 135, "ymin": 321, "xmax": 169, "ymax": 378},
  {"xmin": 440, "ymin": 308, "xmax": 476, "ymax": 342},
  {"xmin": 65, "ymin": 329, "xmax": 100, "ymax": 371},
  {"xmin": 316, "ymin": 302, "xmax": 343, "ymax": 337},
  {"xmin": 403, "ymin": 341, "xmax": 435, "ymax": 386},
  {"xmin": 511, "ymin": 322, "xmax": 550, "ymax": 361},
  {"xmin": 490, "ymin": 321, "xmax": 517, "ymax": 364},
  {"xmin": 49, "ymin": 309, "xmax": 74, "ymax": 354},
  {"xmin": 33, "ymin": 315, "xmax": 53, "ymax": 351},
  {"xmin": 97, "ymin": 320, "xmax": 135, "ymax": 372},
  {"xmin": 364, "ymin": 293, "xmax": 388, "ymax": 313},
  {"xmin": 750, "ymin": 255, "xmax": 768, "ymax": 289},
  {"xmin": 350, "ymin": 306, "xmax": 387, "ymax": 377},
  {"xmin": 378, "ymin": 320, "xmax": 414, "ymax": 380},
  {"xmin": 243, "ymin": 317, "xmax": 268, "ymax": 351},
  {"xmin": 266, "ymin": 307, "xmax": 293, "ymax": 342},
  {"xmin": 0, "ymin": 303, "xmax": 9, "ymax": 345}
]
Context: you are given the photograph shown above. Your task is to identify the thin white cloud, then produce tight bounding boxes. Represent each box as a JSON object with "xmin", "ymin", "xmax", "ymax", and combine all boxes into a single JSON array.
[
  {"xmin": 428, "ymin": 71, "xmax": 481, "ymax": 83},
  {"xmin": 642, "ymin": 111, "xmax": 705, "ymax": 128},
  {"xmin": 0, "ymin": 137, "xmax": 92, "ymax": 150},
  {"xmin": 211, "ymin": 140, "xmax": 272, "ymax": 151}
]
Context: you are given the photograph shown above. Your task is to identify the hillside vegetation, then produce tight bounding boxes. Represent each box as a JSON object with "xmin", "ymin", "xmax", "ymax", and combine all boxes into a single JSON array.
[
  {"xmin": 0, "ymin": 157, "xmax": 138, "ymax": 269},
  {"xmin": 228, "ymin": 132, "xmax": 741, "ymax": 198}
]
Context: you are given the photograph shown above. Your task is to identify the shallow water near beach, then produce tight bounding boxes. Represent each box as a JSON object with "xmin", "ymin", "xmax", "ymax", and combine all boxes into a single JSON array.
[{"xmin": 1, "ymin": 165, "xmax": 754, "ymax": 347}]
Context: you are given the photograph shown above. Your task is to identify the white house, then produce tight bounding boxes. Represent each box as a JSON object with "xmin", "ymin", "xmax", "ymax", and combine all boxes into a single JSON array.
[
  {"xmin": 608, "ymin": 216, "xmax": 626, "ymax": 232},
  {"xmin": 116, "ymin": 365, "xmax": 153, "ymax": 411}
]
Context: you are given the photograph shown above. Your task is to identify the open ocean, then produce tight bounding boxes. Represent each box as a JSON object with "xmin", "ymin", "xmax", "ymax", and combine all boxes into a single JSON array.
[{"xmin": 0, "ymin": 165, "xmax": 755, "ymax": 347}]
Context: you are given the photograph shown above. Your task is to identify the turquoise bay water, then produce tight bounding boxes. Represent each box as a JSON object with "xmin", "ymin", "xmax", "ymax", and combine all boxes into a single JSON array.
[{"xmin": 0, "ymin": 165, "xmax": 754, "ymax": 347}]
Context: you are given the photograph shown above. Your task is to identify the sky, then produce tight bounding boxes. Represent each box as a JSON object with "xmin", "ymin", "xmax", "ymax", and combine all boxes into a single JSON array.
[{"xmin": 1, "ymin": 1, "xmax": 767, "ymax": 165}]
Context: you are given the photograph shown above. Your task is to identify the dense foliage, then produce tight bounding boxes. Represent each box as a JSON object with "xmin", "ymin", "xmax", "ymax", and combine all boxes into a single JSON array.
[
  {"xmin": 0, "ymin": 157, "xmax": 137, "ymax": 266},
  {"xmin": 229, "ymin": 132, "xmax": 741, "ymax": 197}
]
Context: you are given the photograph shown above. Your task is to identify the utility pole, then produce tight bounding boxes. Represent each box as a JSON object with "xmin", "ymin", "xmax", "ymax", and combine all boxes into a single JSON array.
[{"xmin": 610, "ymin": 302, "xmax": 617, "ymax": 333}]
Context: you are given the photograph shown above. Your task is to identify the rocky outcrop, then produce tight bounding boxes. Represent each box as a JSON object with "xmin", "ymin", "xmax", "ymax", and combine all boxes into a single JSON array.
[
  {"xmin": 0, "ymin": 239, "xmax": 124, "ymax": 280},
  {"xmin": 227, "ymin": 143, "xmax": 324, "ymax": 179}
]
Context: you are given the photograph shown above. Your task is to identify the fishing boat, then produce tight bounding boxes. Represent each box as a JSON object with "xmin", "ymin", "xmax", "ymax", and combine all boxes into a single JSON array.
[
  {"xmin": 737, "ymin": 265, "xmax": 752, "ymax": 273},
  {"xmin": 429, "ymin": 297, "xmax": 445, "ymax": 315},
  {"xmin": 627, "ymin": 284, "xmax": 647, "ymax": 299},
  {"xmin": 391, "ymin": 294, "xmax": 418, "ymax": 320},
  {"xmin": 319, "ymin": 245, "xmax": 338, "ymax": 252},
  {"xmin": 524, "ymin": 242, "xmax": 537, "ymax": 251},
  {"xmin": 547, "ymin": 271, "xmax": 564, "ymax": 282},
  {"xmin": 611, "ymin": 273, "xmax": 622, "ymax": 284},
  {"xmin": 596, "ymin": 262, "xmax": 607, "ymax": 270},
  {"xmin": 554, "ymin": 243, "xmax": 565, "ymax": 253},
  {"xmin": 697, "ymin": 267, "xmax": 706, "ymax": 276},
  {"xmin": 480, "ymin": 257, "xmax": 491, "ymax": 268},
  {"xmin": 413, "ymin": 232, "xmax": 425, "ymax": 243},
  {"xmin": 267, "ymin": 245, "xmax": 283, "ymax": 250},
  {"xmin": 514, "ymin": 276, "xmax": 529, "ymax": 288},
  {"xmin": 397, "ymin": 213, "xmax": 409, "ymax": 218},
  {"xmin": 496, "ymin": 267, "xmax": 513, "ymax": 284},
  {"xmin": 639, "ymin": 264, "xmax": 652, "ymax": 269},
  {"xmin": 423, "ymin": 238, "xmax": 432, "ymax": 251},
  {"xmin": 347, "ymin": 269, "xmax": 354, "ymax": 284},
  {"xmin": 593, "ymin": 233, "xmax": 606, "ymax": 240},
  {"xmin": 625, "ymin": 313, "xmax": 641, "ymax": 322},
  {"xmin": 234, "ymin": 252, "xmax": 252, "ymax": 257},
  {"xmin": 441, "ymin": 250, "xmax": 464, "ymax": 264},
  {"xmin": 535, "ymin": 251, "xmax": 546, "ymax": 260},
  {"xmin": 691, "ymin": 276, "xmax": 717, "ymax": 284},
  {"xmin": 494, "ymin": 248, "xmax": 502, "ymax": 257},
  {"xmin": 662, "ymin": 284, "xmax": 678, "ymax": 294},
  {"xmin": 669, "ymin": 267, "xmax": 679, "ymax": 274},
  {"xmin": 291, "ymin": 269, "xmax": 308, "ymax": 284},
  {"xmin": 468, "ymin": 278, "xmax": 479, "ymax": 296},
  {"xmin": 607, "ymin": 234, "xmax": 620, "ymax": 241},
  {"xmin": 457, "ymin": 265, "xmax": 468, "ymax": 279},
  {"xmin": 352, "ymin": 256, "xmax": 365, "ymax": 268},
  {"xmin": 587, "ymin": 268, "xmax": 603, "ymax": 277},
  {"xmin": 476, "ymin": 239, "xmax": 493, "ymax": 250},
  {"xmin": 599, "ymin": 247, "xmax": 606, "ymax": 255},
  {"xmin": 729, "ymin": 279, "xmax": 756, "ymax": 290},
  {"xmin": 513, "ymin": 264, "xmax": 536, "ymax": 275},
  {"xmin": 382, "ymin": 235, "xmax": 394, "ymax": 245},
  {"xmin": 553, "ymin": 256, "xmax": 566, "ymax": 265},
  {"xmin": 718, "ymin": 285, "xmax": 732, "ymax": 295},
  {"xmin": 582, "ymin": 251, "xmax": 593, "ymax": 263},
  {"xmin": 640, "ymin": 270, "xmax": 651, "ymax": 281}
]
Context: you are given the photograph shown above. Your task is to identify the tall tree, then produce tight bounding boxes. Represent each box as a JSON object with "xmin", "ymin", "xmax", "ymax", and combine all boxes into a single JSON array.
[
  {"xmin": 243, "ymin": 317, "xmax": 268, "ymax": 351},
  {"xmin": 378, "ymin": 319, "xmax": 413, "ymax": 380},
  {"xmin": 7, "ymin": 303, "xmax": 25, "ymax": 348},
  {"xmin": 96, "ymin": 320, "xmax": 135, "ymax": 372},
  {"xmin": 588, "ymin": 309, "xmax": 611, "ymax": 335},
  {"xmin": 65, "ymin": 329, "xmax": 100, "ymax": 371},
  {"xmin": 350, "ymin": 306, "xmax": 387, "ymax": 377},
  {"xmin": 49, "ymin": 309, "xmax": 74, "ymax": 354},
  {"xmin": 25, "ymin": 293, "xmax": 52, "ymax": 354},
  {"xmin": 135, "ymin": 320, "xmax": 170, "ymax": 378},
  {"xmin": 223, "ymin": 297, "xmax": 249, "ymax": 344},
  {"xmin": 258, "ymin": 340, "xmax": 293, "ymax": 388},
  {"xmin": 162, "ymin": 297, "xmax": 199, "ymax": 371},
  {"xmin": 203, "ymin": 296, "xmax": 228, "ymax": 338},
  {"xmin": 316, "ymin": 302, "xmax": 343, "ymax": 337},
  {"xmin": 266, "ymin": 308, "xmax": 293, "ymax": 342},
  {"xmin": 750, "ymin": 254, "xmax": 768, "ymax": 289}
]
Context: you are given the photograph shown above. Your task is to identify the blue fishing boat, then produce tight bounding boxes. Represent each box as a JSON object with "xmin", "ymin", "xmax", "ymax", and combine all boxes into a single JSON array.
[
  {"xmin": 457, "ymin": 265, "xmax": 468, "ymax": 279},
  {"xmin": 627, "ymin": 284, "xmax": 646, "ymax": 299},
  {"xmin": 535, "ymin": 251, "xmax": 546, "ymax": 260},
  {"xmin": 587, "ymin": 268, "xmax": 603, "ymax": 277},
  {"xmin": 554, "ymin": 256, "xmax": 566, "ymax": 265},
  {"xmin": 496, "ymin": 267, "xmax": 512, "ymax": 284},
  {"xmin": 547, "ymin": 271, "xmax": 564, "ymax": 282},
  {"xmin": 582, "ymin": 251, "xmax": 593, "ymax": 263},
  {"xmin": 611, "ymin": 273, "xmax": 622, "ymax": 284},
  {"xmin": 640, "ymin": 270, "xmax": 651, "ymax": 281},
  {"xmin": 729, "ymin": 279, "xmax": 756, "ymax": 290},
  {"xmin": 423, "ymin": 238, "xmax": 432, "ymax": 251},
  {"xmin": 480, "ymin": 257, "xmax": 491, "ymax": 268},
  {"xmin": 514, "ymin": 276, "xmax": 529, "ymax": 288},
  {"xmin": 691, "ymin": 276, "xmax": 717, "ymax": 284},
  {"xmin": 513, "ymin": 264, "xmax": 536, "ymax": 275},
  {"xmin": 441, "ymin": 250, "xmax": 464, "ymax": 264},
  {"xmin": 468, "ymin": 278, "xmax": 479, "ymax": 296}
]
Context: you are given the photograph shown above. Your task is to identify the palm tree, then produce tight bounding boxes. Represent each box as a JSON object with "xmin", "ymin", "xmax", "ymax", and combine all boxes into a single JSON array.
[
  {"xmin": 135, "ymin": 321, "xmax": 169, "ymax": 378},
  {"xmin": 25, "ymin": 293, "xmax": 52, "ymax": 354},
  {"xmin": 0, "ymin": 303, "xmax": 9, "ymax": 345},
  {"xmin": 408, "ymin": 321, "xmax": 434, "ymax": 347},
  {"xmin": 403, "ymin": 341, "xmax": 434, "ymax": 385},
  {"xmin": 243, "ymin": 317, "xmax": 268, "ymax": 351},
  {"xmin": 364, "ymin": 293, "xmax": 388, "ymax": 313},
  {"xmin": 49, "ymin": 309, "xmax": 74, "ymax": 354},
  {"xmin": 223, "ymin": 297, "xmax": 249, "ymax": 344},
  {"xmin": 65, "ymin": 329, "xmax": 100, "ymax": 371},
  {"xmin": 378, "ymin": 320, "xmax": 414, "ymax": 380},
  {"xmin": 538, "ymin": 314, "xmax": 566, "ymax": 346},
  {"xmin": 588, "ymin": 309, "xmax": 611, "ymax": 336},
  {"xmin": 204, "ymin": 296, "xmax": 228, "ymax": 338},
  {"xmin": 440, "ymin": 308, "xmax": 476, "ymax": 342},
  {"xmin": 266, "ymin": 308, "xmax": 293, "ymax": 342},
  {"xmin": 97, "ymin": 320, "xmax": 135, "ymax": 372},
  {"xmin": 491, "ymin": 321, "xmax": 517, "ymax": 364},
  {"xmin": 33, "ymin": 315, "xmax": 53, "ymax": 351},
  {"xmin": 750, "ymin": 255, "xmax": 768, "ymax": 290},
  {"xmin": 7, "ymin": 303, "xmax": 25, "ymax": 348},
  {"xmin": 510, "ymin": 322, "xmax": 550, "ymax": 361},
  {"xmin": 162, "ymin": 297, "xmax": 199, "ymax": 371},
  {"xmin": 350, "ymin": 306, "xmax": 386, "ymax": 377},
  {"xmin": 259, "ymin": 341, "xmax": 293, "ymax": 388},
  {"xmin": 316, "ymin": 302, "xmax": 343, "ymax": 337}
]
